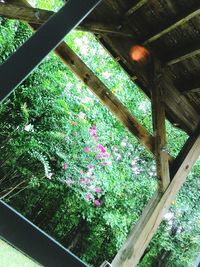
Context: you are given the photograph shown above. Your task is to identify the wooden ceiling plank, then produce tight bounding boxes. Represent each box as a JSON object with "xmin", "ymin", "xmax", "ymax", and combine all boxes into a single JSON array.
[
  {"xmin": 167, "ymin": 47, "xmax": 200, "ymax": 66},
  {"xmin": 0, "ymin": 3, "xmax": 132, "ymax": 37},
  {"xmin": 151, "ymin": 63, "xmax": 170, "ymax": 191},
  {"xmin": 112, "ymin": 126, "xmax": 200, "ymax": 267},
  {"xmin": 143, "ymin": 9, "xmax": 200, "ymax": 45},
  {"xmin": 100, "ymin": 36, "xmax": 200, "ymax": 134},
  {"xmin": 124, "ymin": 0, "xmax": 149, "ymax": 18},
  {"xmin": 182, "ymin": 88, "xmax": 200, "ymax": 95}
]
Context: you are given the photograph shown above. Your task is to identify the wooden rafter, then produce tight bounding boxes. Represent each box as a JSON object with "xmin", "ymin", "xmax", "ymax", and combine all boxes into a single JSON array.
[
  {"xmin": 167, "ymin": 47, "xmax": 200, "ymax": 66},
  {"xmin": 112, "ymin": 125, "xmax": 200, "ymax": 267},
  {"xmin": 151, "ymin": 62, "xmax": 170, "ymax": 191},
  {"xmin": 123, "ymin": 0, "xmax": 148, "ymax": 18},
  {"xmin": 101, "ymin": 36, "xmax": 200, "ymax": 135},
  {"xmin": 182, "ymin": 88, "xmax": 200, "ymax": 95},
  {"xmin": 143, "ymin": 9, "xmax": 200, "ymax": 45},
  {"xmin": 0, "ymin": 2, "xmax": 132, "ymax": 37}
]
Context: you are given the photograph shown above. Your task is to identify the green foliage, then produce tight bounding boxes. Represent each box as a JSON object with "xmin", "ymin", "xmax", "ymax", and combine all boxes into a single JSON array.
[{"xmin": 0, "ymin": 6, "xmax": 199, "ymax": 267}]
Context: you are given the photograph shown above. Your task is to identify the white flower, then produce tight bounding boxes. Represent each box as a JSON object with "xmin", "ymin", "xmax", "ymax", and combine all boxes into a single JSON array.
[
  {"xmin": 164, "ymin": 212, "xmax": 174, "ymax": 221},
  {"xmin": 81, "ymin": 96, "xmax": 93, "ymax": 103},
  {"xmin": 102, "ymin": 71, "xmax": 112, "ymax": 79},
  {"xmin": 24, "ymin": 124, "xmax": 34, "ymax": 132},
  {"xmin": 47, "ymin": 173, "xmax": 53, "ymax": 180},
  {"xmin": 78, "ymin": 112, "xmax": 86, "ymax": 119},
  {"xmin": 121, "ymin": 141, "xmax": 127, "ymax": 147},
  {"xmin": 80, "ymin": 46, "xmax": 88, "ymax": 56}
]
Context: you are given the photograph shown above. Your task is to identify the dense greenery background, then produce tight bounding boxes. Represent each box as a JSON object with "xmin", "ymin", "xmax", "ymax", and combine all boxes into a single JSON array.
[{"xmin": 0, "ymin": 1, "xmax": 199, "ymax": 266}]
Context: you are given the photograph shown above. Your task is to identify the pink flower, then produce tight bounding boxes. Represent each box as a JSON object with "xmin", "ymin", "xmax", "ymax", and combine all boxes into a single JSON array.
[
  {"xmin": 79, "ymin": 178, "xmax": 85, "ymax": 183},
  {"xmin": 63, "ymin": 163, "xmax": 68, "ymax": 169},
  {"xmin": 94, "ymin": 200, "xmax": 101, "ymax": 206},
  {"xmin": 84, "ymin": 147, "xmax": 90, "ymax": 152},
  {"xmin": 103, "ymin": 153, "xmax": 109, "ymax": 158},
  {"xmin": 79, "ymin": 170, "xmax": 83, "ymax": 175},
  {"xmin": 88, "ymin": 165, "xmax": 94, "ymax": 170},
  {"xmin": 86, "ymin": 193, "xmax": 92, "ymax": 201},
  {"xmin": 96, "ymin": 144, "xmax": 106, "ymax": 153},
  {"xmin": 92, "ymin": 133, "xmax": 97, "ymax": 137},
  {"xmin": 94, "ymin": 187, "xmax": 101, "ymax": 193},
  {"xmin": 96, "ymin": 154, "xmax": 103, "ymax": 159},
  {"xmin": 91, "ymin": 126, "xmax": 97, "ymax": 131},
  {"xmin": 101, "ymin": 161, "xmax": 109, "ymax": 166}
]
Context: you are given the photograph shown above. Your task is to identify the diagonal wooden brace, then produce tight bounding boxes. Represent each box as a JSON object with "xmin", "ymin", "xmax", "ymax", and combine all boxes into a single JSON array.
[{"xmin": 111, "ymin": 125, "xmax": 200, "ymax": 267}]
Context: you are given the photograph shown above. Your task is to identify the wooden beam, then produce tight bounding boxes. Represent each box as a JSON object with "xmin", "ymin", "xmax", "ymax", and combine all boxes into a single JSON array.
[
  {"xmin": 0, "ymin": 3, "xmax": 132, "ymax": 37},
  {"xmin": 112, "ymin": 126, "xmax": 200, "ymax": 267},
  {"xmin": 0, "ymin": 2, "xmax": 54, "ymax": 24},
  {"xmin": 167, "ymin": 47, "xmax": 200, "ymax": 66},
  {"xmin": 4, "ymin": 0, "xmax": 155, "ymax": 155},
  {"xmin": 143, "ymin": 9, "xmax": 200, "ymax": 45},
  {"xmin": 78, "ymin": 21, "xmax": 133, "ymax": 37},
  {"xmin": 182, "ymin": 87, "xmax": 200, "ymax": 95},
  {"xmin": 55, "ymin": 43, "xmax": 154, "ymax": 154},
  {"xmin": 151, "ymin": 62, "xmax": 170, "ymax": 191},
  {"xmin": 124, "ymin": 0, "xmax": 148, "ymax": 18}
]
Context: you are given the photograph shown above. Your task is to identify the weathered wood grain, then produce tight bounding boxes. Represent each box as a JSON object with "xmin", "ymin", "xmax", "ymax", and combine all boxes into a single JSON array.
[
  {"xmin": 101, "ymin": 36, "xmax": 200, "ymax": 135},
  {"xmin": 112, "ymin": 127, "xmax": 200, "ymax": 267},
  {"xmin": 151, "ymin": 62, "xmax": 170, "ymax": 191},
  {"xmin": 0, "ymin": 2, "xmax": 132, "ymax": 37},
  {"xmin": 55, "ymin": 43, "xmax": 154, "ymax": 153},
  {"xmin": 143, "ymin": 9, "xmax": 200, "ymax": 45},
  {"xmin": 167, "ymin": 47, "xmax": 200, "ymax": 66},
  {"xmin": 182, "ymin": 88, "xmax": 200, "ymax": 95},
  {"xmin": 124, "ymin": 0, "xmax": 149, "ymax": 18}
]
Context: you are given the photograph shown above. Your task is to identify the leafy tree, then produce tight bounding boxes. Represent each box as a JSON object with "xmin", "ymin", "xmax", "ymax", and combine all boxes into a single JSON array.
[{"xmin": 0, "ymin": 4, "xmax": 199, "ymax": 266}]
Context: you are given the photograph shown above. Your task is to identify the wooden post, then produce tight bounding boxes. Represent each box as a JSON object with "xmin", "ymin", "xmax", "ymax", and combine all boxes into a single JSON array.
[
  {"xmin": 112, "ymin": 126, "xmax": 200, "ymax": 267},
  {"xmin": 151, "ymin": 61, "xmax": 170, "ymax": 191}
]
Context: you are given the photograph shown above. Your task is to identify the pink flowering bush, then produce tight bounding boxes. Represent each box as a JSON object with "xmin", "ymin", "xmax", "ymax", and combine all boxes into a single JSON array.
[{"xmin": 62, "ymin": 125, "xmax": 112, "ymax": 206}]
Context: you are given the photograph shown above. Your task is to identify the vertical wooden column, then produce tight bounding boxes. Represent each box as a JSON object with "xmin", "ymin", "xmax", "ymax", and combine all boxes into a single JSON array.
[{"xmin": 151, "ymin": 61, "xmax": 170, "ymax": 191}]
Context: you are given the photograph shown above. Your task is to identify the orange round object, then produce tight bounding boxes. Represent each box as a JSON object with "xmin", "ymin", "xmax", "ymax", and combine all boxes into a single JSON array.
[{"xmin": 130, "ymin": 45, "xmax": 150, "ymax": 63}]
